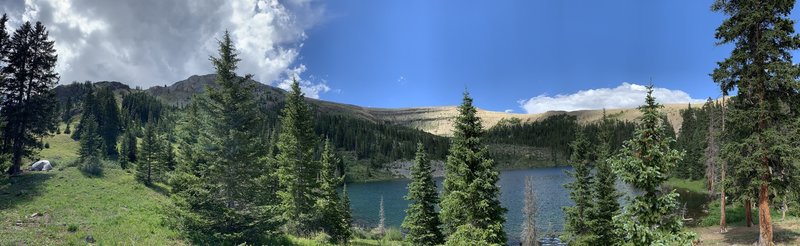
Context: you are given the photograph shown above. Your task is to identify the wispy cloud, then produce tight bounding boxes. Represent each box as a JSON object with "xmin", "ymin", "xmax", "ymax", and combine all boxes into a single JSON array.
[{"xmin": 518, "ymin": 82, "xmax": 705, "ymax": 114}]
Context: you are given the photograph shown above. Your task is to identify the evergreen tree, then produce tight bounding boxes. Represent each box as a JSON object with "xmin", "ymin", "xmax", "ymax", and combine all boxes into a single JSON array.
[
  {"xmin": 521, "ymin": 176, "xmax": 538, "ymax": 246},
  {"xmin": 136, "ymin": 123, "xmax": 161, "ymax": 185},
  {"xmin": 77, "ymin": 113, "xmax": 103, "ymax": 174},
  {"xmin": 315, "ymin": 138, "xmax": 349, "ymax": 243},
  {"xmin": 276, "ymin": 78, "xmax": 318, "ymax": 233},
  {"xmin": 96, "ymin": 87, "xmax": 122, "ymax": 157},
  {"xmin": 0, "ymin": 21, "xmax": 59, "ymax": 175},
  {"xmin": 440, "ymin": 91, "xmax": 506, "ymax": 244},
  {"xmin": 341, "ymin": 183, "xmax": 353, "ymax": 237},
  {"xmin": 610, "ymin": 86, "xmax": 694, "ymax": 245},
  {"xmin": 562, "ymin": 128, "xmax": 594, "ymax": 244},
  {"xmin": 589, "ymin": 111, "xmax": 621, "ymax": 246},
  {"xmin": 402, "ymin": 142, "xmax": 444, "ymax": 245},
  {"xmin": 119, "ymin": 128, "xmax": 137, "ymax": 169},
  {"xmin": 170, "ymin": 31, "xmax": 280, "ymax": 244},
  {"xmin": 162, "ymin": 130, "xmax": 176, "ymax": 172},
  {"xmin": 711, "ymin": 1, "xmax": 800, "ymax": 243}
]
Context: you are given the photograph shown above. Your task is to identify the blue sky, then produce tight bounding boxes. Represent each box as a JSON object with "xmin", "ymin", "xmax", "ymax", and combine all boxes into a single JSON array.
[
  {"xmin": 7, "ymin": 0, "xmax": 800, "ymax": 113},
  {"xmin": 298, "ymin": 0, "xmax": 800, "ymax": 113}
]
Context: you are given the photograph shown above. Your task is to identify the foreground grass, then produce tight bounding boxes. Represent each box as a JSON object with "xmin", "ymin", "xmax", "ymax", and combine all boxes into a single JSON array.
[{"xmin": 0, "ymin": 166, "xmax": 182, "ymax": 245}]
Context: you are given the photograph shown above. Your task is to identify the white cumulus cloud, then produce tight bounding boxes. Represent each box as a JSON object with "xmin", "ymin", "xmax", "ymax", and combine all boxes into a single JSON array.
[
  {"xmin": 518, "ymin": 82, "xmax": 705, "ymax": 114},
  {"xmin": 8, "ymin": 0, "xmax": 331, "ymax": 97}
]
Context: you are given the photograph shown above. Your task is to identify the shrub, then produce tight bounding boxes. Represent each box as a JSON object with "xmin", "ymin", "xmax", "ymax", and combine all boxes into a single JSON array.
[
  {"xmin": 44, "ymin": 142, "xmax": 50, "ymax": 149},
  {"xmin": 67, "ymin": 224, "xmax": 78, "ymax": 232},
  {"xmin": 444, "ymin": 224, "xmax": 494, "ymax": 246},
  {"xmin": 383, "ymin": 227, "xmax": 402, "ymax": 241},
  {"xmin": 313, "ymin": 231, "xmax": 331, "ymax": 244},
  {"xmin": 352, "ymin": 226, "xmax": 373, "ymax": 240},
  {"xmin": 80, "ymin": 156, "xmax": 103, "ymax": 176}
]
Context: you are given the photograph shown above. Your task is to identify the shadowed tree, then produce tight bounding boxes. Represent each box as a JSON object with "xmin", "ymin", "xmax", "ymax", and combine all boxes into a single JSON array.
[
  {"xmin": 1, "ymin": 21, "xmax": 59, "ymax": 175},
  {"xmin": 588, "ymin": 111, "xmax": 621, "ymax": 245},
  {"xmin": 562, "ymin": 128, "xmax": 594, "ymax": 244}
]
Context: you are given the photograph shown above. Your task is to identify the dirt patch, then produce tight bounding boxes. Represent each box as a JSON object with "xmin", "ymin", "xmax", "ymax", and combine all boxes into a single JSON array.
[{"xmin": 692, "ymin": 219, "xmax": 800, "ymax": 245}]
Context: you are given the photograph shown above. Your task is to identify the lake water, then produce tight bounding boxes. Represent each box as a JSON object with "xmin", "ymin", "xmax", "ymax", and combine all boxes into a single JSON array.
[{"xmin": 345, "ymin": 166, "xmax": 707, "ymax": 243}]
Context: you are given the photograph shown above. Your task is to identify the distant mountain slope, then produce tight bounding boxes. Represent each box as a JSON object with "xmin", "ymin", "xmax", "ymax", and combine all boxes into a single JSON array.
[
  {"xmin": 366, "ymin": 104, "xmax": 688, "ymax": 136},
  {"xmin": 55, "ymin": 75, "xmax": 691, "ymax": 136}
]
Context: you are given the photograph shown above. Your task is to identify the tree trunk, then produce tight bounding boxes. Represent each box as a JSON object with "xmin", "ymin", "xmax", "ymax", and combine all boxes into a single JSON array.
[
  {"xmin": 782, "ymin": 200, "xmax": 787, "ymax": 221},
  {"xmin": 746, "ymin": 199, "xmax": 753, "ymax": 227},
  {"xmin": 8, "ymin": 124, "xmax": 24, "ymax": 175},
  {"xmin": 720, "ymin": 162, "xmax": 727, "ymax": 233},
  {"xmin": 758, "ymin": 183, "xmax": 773, "ymax": 245},
  {"xmin": 720, "ymin": 96, "xmax": 727, "ymax": 233}
]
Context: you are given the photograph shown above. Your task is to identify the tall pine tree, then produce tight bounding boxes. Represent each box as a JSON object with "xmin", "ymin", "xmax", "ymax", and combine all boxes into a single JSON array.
[
  {"xmin": 170, "ymin": 31, "xmax": 280, "ymax": 244},
  {"xmin": 402, "ymin": 142, "xmax": 444, "ymax": 245},
  {"xmin": 588, "ymin": 111, "xmax": 621, "ymax": 246},
  {"xmin": 562, "ymin": 128, "xmax": 594, "ymax": 244},
  {"xmin": 611, "ymin": 86, "xmax": 694, "ymax": 245},
  {"xmin": 136, "ymin": 122, "xmax": 161, "ymax": 185},
  {"xmin": 77, "ymin": 113, "xmax": 103, "ymax": 174},
  {"xmin": 276, "ymin": 78, "xmax": 318, "ymax": 233},
  {"xmin": 711, "ymin": 1, "xmax": 800, "ymax": 243},
  {"xmin": 314, "ymin": 138, "xmax": 349, "ymax": 243},
  {"xmin": 0, "ymin": 21, "xmax": 59, "ymax": 175},
  {"xmin": 440, "ymin": 91, "xmax": 506, "ymax": 244}
]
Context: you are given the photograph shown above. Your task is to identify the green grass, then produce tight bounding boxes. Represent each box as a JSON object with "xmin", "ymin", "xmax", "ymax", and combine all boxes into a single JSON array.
[
  {"xmin": 0, "ymin": 165, "xmax": 182, "ymax": 245},
  {"xmin": 665, "ymin": 177, "xmax": 708, "ymax": 193},
  {"xmin": 37, "ymin": 130, "xmax": 80, "ymax": 165}
]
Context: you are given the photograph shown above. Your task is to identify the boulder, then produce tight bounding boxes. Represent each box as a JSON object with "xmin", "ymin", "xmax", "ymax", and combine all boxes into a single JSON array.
[{"xmin": 30, "ymin": 160, "xmax": 51, "ymax": 171}]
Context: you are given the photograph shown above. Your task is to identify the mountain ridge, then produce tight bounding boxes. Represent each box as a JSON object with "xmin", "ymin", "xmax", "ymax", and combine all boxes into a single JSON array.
[{"xmin": 55, "ymin": 74, "xmax": 692, "ymax": 136}]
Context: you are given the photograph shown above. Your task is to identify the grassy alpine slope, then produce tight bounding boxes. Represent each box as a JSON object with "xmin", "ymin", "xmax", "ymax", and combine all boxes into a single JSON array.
[{"xmin": 1, "ymin": 132, "xmax": 405, "ymax": 245}]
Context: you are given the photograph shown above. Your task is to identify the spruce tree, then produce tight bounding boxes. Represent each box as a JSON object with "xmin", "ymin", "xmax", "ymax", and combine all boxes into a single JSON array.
[
  {"xmin": 119, "ymin": 128, "xmax": 137, "ymax": 169},
  {"xmin": 562, "ymin": 128, "xmax": 594, "ymax": 244},
  {"xmin": 170, "ymin": 31, "xmax": 280, "ymax": 244},
  {"xmin": 589, "ymin": 111, "xmax": 621, "ymax": 246},
  {"xmin": 711, "ymin": 1, "xmax": 800, "ymax": 243},
  {"xmin": 0, "ymin": 21, "xmax": 59, "ymax": 175},
  {"xmin": 440, "ymin": 91, "xmax": 506, "ymax": 244},
  {"xmin": 315, "ymin": 138, "xmax": 349, "ymax": 243},
  {"xmin": 402, "ymin": 142, "xmax": 444, "ymax": 245},
  {"xmin": 96, "ymin": 87, "xmax": 122, "ymax": 158},
  {"xmin": 136, "ymin": 123, "xmax": 161, "ymax": 185},
  {"xmin": 276, "ymin": 78, "xmax": 318, "ymax": 233},
  {"xmin": 341, "ymin": 183, "xmax": 353, "ymax": 237},
  {"xmin": 611, "ymin": 86, "xmax": 694, "ymax": 245},
  {"xmin": 78, "ymin": 113, "xmax": 103, "ymax": 174}
]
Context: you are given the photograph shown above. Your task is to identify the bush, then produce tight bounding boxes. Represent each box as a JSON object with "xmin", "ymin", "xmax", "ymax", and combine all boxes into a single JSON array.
[
  {"xmin": 67, "ymin": 224, "xmax": 78, "ymax": 232},
  {"xmin": 351, "ymin": 226, "xmax": 373, "ymax": 240},
  {"xmin": 44, "ymin": 142, "xmax": 50, "ymax": 149},
  {"xmin": 383, "ymin": 227, "xmax": 402, "ymax": 241},
  {"xmin": 313, "ymin": 231, "xmax": 332, "ymax": 244},
  {"xmin": 444, "ymin": 224, "xmax": 494, "ymax": 246},
  {"xmin": 700, "ymin": 200, "xmax": 748, "ymax": 227},
  {"xmin": 80, "ymin": 156, "xmax": 104, "ymax": 176}
]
